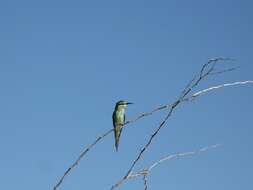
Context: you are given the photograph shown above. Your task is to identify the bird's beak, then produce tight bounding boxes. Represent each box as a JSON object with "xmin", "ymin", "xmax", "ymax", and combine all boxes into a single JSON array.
[{"xmin": 126, "ymin": 102, "xmax": 133, "ymax": 105}]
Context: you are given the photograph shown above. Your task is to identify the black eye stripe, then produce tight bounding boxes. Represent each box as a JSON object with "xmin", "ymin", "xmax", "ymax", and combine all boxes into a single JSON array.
[{"xmin": 116, "ymin": 100, "xmax": 127, "ymax": 106}]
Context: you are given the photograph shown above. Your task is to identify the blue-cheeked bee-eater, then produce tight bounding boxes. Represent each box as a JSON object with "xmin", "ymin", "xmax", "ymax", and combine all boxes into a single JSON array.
[{"xmin": 112, "ymin": 100, "xmax": 133, "ymax": 151}]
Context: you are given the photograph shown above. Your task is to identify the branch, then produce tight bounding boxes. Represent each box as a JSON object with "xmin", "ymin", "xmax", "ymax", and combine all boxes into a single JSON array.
[
  {"xmin": 109, "ymin": 79, "xmax": 253, "ymax": 189},
  {"xmin": 53, "ymin": 129, "xmax": 113, "ymax": 190},
  {"xmin": 53, "ymin": 105, "xmax": 173, "ymax": 190},
  {"xmin": 128, "ymin": 144, "xmax": 220, "ymax": 186},
  {"xmin": 142, "ymin": 175, "xmax": 148, "ymax": 190},
  {"xmin": 111, "ymin": 58, "xmax": 235, "ymax": 190},
  {"xmin": 189, "ymin": 80, "xmax": 253, "ymax": 99},
  {"xmin": 53, "ymin": 58, "xmax": 252, "ymax": 190}
]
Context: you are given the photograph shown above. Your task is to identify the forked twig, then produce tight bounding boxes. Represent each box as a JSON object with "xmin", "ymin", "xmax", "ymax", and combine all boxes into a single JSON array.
[{"xmin": 128, "ymin": 144, "xmax": 220, "ymax": 190}]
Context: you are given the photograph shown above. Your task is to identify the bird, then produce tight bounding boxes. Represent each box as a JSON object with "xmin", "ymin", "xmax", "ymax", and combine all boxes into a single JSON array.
[{"xmin": 112, "ymin": 100, "xmax": 133, "ymax": 151}]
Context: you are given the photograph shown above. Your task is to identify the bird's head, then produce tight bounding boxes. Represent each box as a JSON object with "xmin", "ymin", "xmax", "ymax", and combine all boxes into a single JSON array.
[{"xmin": 115, "ymin": 100, "xmax": 133, "ymax": 109}]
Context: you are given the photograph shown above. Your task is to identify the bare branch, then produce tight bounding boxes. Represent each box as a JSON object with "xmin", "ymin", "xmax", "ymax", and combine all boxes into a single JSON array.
[
  {"xmin": 180, "ymin": 57, "xmax": 235, "ymax": 100},
  {"xmin": 107, "ymin": 79, "xmax": 253, "ymax": 189},
  {"xmin": 189, "ymin": 80, "xmax": 253, "ymax": 99},
  {"xmin": 131, "ymin": 144, "xmax": 220, "ymax": 179},
  {"xmin": 143, "ymin": 175, "xmax": 148, "ymax": 190},
  {"xmin": 112, "ymin": 144, "xmax": 220, "ymax": 189},
  {"xmin": 110, "ymin": 58, "xmax": 250, "ymax": 190},
  {"xmin": 146, "ymin": 144, "xmax": 219, "ymax": 173},
  {"xmin": 53, "ymin": 58, "xmax": 252, "ymax": 190},
  {"xmin": 53, "ymin": 129, "xmax": 113, "ymax": 190},
  {"xmin": 53, "ymin": 103, "xmax": 174, "ymax": 190},
  {"xmin": 126, "ymin": 59, "xmax": 237, "ymax": 126},
  {"xmin": 111, "ymin": 103, "xmax": 179, "ymax": 189},
  {"xmin": 209, "ymin": 66, "xmax": 239, "ymax": 75}
]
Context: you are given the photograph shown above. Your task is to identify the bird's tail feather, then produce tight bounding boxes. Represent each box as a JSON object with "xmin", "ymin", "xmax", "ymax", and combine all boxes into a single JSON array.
[{"xmin": 114, "ymin": 126, "xmax": 122, "ymax": 152}]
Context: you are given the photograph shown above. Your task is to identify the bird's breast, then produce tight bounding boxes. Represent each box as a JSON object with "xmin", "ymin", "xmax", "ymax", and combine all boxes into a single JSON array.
[{"xmin": 115, "ymin": 110, "xmax": 125, "ymax": 125}]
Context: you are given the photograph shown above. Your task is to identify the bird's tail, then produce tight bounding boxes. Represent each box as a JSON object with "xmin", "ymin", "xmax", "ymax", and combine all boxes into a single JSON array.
[{"xmin": 114, "ymin": 126, "xmax": 122, "ymax": 152}]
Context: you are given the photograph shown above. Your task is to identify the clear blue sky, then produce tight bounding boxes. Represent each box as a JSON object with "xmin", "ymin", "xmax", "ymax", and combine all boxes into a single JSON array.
[{"xmin": 1, "ymin": 0, "xmax": 253, "ymax": 189}]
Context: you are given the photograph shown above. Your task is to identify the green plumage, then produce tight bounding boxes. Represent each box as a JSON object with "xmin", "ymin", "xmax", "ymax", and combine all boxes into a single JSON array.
[
  {"xmin": 112, "ymin": 100, "xmax": 132, "ymax": 152},
  {"xmin": 113, "ymin": 107, "xmax": 125, "ymax": 151}
]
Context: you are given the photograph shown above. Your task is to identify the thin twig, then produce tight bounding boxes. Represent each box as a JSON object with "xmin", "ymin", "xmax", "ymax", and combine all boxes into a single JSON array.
[
  {"xmin": 143, "ymin": 175, "xmax": 148, "ymax": 190},
  {"xmin": 53, "ymin": 129, "xmax": 113, "ymax": 190},
  {"xmin": 131, "ymin": 144, "xmax": 220, "ymax": 179},
  {"xmin": 114, "ymin": 144, "xmax": 220, "ymax": 190},
  {"xmin": 189, "ymin": 80, "xmax": 253, "ymax": 99}
]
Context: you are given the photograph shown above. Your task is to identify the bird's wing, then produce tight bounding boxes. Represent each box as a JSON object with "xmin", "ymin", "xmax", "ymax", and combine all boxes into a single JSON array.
[{"xmin": 112, "ymin": 111, "xmax": 116, "ymax": 128}]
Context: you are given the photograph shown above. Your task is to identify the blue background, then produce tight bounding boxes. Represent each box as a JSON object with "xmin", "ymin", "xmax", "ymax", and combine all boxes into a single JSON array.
[{"xmin": 1, "ymin": 0, "xmax": 252, "ymax": 189}]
